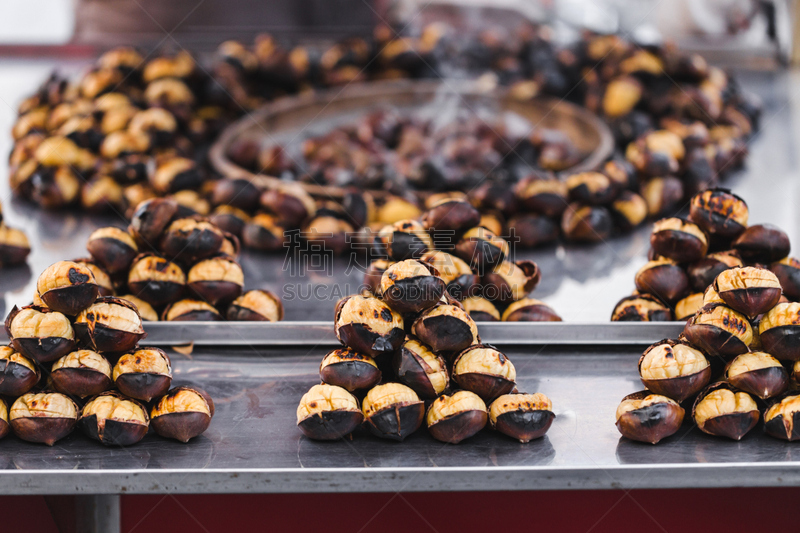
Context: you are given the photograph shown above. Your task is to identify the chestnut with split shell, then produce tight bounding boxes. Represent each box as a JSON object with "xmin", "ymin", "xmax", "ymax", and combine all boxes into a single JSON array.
[
  {"xmin": 692, "ymin": 382, "xmax": 759, "ymax": 440},
  {"xmin": 714, "ymin": 266, "xmax": 782, "ymax": 318},
  {"xmin": 363, "ymin": 259, "xmax": 393, "ymax": 296},
  {"xmin": 514, "ymin": 175, "xmax": 568, "ymax": 218},
  {"xmin": 732, "ymin": 224, "xmax": 791, "ymax": 264},
  {"xmin": 334, "ymin": 294, "xmax": 405, "ymax": 358},
  {"xmin": 375, "ymin": 219, "xmax": 433, "ymax": 261},
  {"xmin": 162, "ymin": 299, "xmax": 222, "ymax": 321},
  {"xmin": 227, "ymin": 290, "xmax": 284, "ymax": 321},
  {"xmin": 319, "ymin": 347, "xmax": 381, "ymax": 392},
  {"xmin": 127, "ymin": 253, "xmax": 185, "ymax": 307},
  {"xmin": 118, "ymin": 294, "xmax": 159, "ymax": 322},
  {"xmin": 615, "ymin": 390, "xmax": 684, "ymax": 444},
  {"xmin": 419, "ymin": 251, "xmax": 478, "ymax": 301},
  {"xmin": 683, "ymin": 303, "xmax": 753, "ymax": 359},
  {"xmin": 561, "ymin": 203, "xmax": 613, "ymax": 243},
  {"xmin": 37, "ymin": 260, "xmax": 99, "ymax": 315},
  {"xmin": 725, "ymin": 351, "xmax": 788, "ymax": 400},
  {"xmin": 0, "ymin": 225, "xmax": 31, "ymax": 267},
  {"xmin": 502, "ymin": 298, "xmax": 562, "ymax": 322},
  {"xmin": 649, "ymin": 218, "xmax": 708, "ymax": 263},
  {"xmin": 687, "ymin": 251, "xmax": 742, "ymax": 293},
  {"xmin": 151, "ymin": 386, "xmax": 214, "ymax": 443},
  {"xmin": 634, "ymin": 259, "xmax": 689, "ymax": 305},
  {"xmin": 0, "ymin": 346, "xmax": 39, "ymax": 397},
  {"xmin": 362, "ymin": 383, "xmax": 424, "ymax": 441},
  {"xmin": 51, "ymin": 350, "xmax": 112, "ymax": 398},
  {"xmin": 6, "ymin": 305, "xmax": 76, "ymax": 363},
  {"xmin": 688, "ymin": 188, "xmax": 748, "ymax": 241},
  {"xmin": 420, "ymin": 198, "xmax": 480, "ymax": 235},
  {"xmin": 128, "ymin": 198, "xmax": 178, "ymax": 247},
  {"xmin": 758, "ymin": 302, "xmax": 800, "ymax": 361},
  {"xmin": 490, "ymin": 392, "xmax": 555, "ymax": 443},
  {"xmin": 461, "ymin": 296, "xmax": 500, "ymax": 322},
  {"xmin": 380, "ymin": 260, "xmax": 445, "ymax": 314},
  {"xmin": 453, "ymin": 227, "xmax": 508, "ymax": 272},
  {"xmin": 411, "ymin": 303, "xmax": 478, "ymax": 353},
  {"xmin": 452, "ymin": 344, "xmax": 516, "ymax": 402},
  {"xmin": 80, "ymin": 391, "xmax": 149, "ymax": 446},
  {"xmin": 0, "ymin": 400, "xmax": 8, "ymax": 440},
  {"xmin": 160, "ymin": 217, "xmax": 224, "ymax": 262},
  {"xmin": 113, "ymin": 347, "xmax": 172, "ymax": 402},
  {"xmin": 10, "ymin": 392, "xmax": 78, "ymax": 446},
  {"xmin": 86, "ymin": 227, "xmax": 138, "ymax": 274},
  {"xmin": 566, "ymin": 171, "xmax": 616, "ymax": 205},
  {"xmin": 771, "ymin": 257, "xmax": 800, "ymax": 302},
  {"xmin": 764, "ymin": 391, "xmax": 800, "ymax": 441},
  {"xmin": 675, "ymin": 293, "xmax": 705, "ymax": 321},
  {"xmin": 426, "ymin": 390, "xmax": 487, "ymax": 444},
  {"xmin": 393, "ymin": 337, "xmax": 448, "ymax": 400},
  {"xmin": 611, "ymin": 294, "xmax": 672, "ymax": 322},
  {"xmin": 187, "ymin": 255, "xmax": 244, "ymax": 307},
  {"xmin": 638, "ymin": 339, "xmax": 711, "ymax": 402},
  {"xmin": 482, "ymin": 260, "xmax": 540, "ymax": 304},
  {"xmin": 297, "ymin": 383, "xmax": 363, "ymax": 441},
  {"xmin": 74, "ymin": 296, "xmax": 145, "ymax": 352}
]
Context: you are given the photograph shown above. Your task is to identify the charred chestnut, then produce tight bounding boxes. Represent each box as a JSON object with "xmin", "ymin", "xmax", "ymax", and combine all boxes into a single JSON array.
[
  {"xmin": 51, "ymin": 350, "xmax": 112, "ymax": 398},
  {"xmin": 725, "ymin": 351, "xmax": 788, "ymax": 400},
  {"xmin": 74, "ymin": 297, "xmax": 145, "ymax": 352},
  {"xmin": 566, "ymin": 172, "xmax": 616, "ymax": 205},
  {"xmin": 80, "ymin": 391, "xmax": 149, "ymax": 446},
  {"xmin": 419, "ymin": 251, "xmax": 478, "ymax": 301},
  {"xmin": 638, "ymin": 339, "xmax": 711, "ymax": 402},
  {"xmin": 461, "ymin": 296, "xmax": 500, "ymax": 322},
  {"xmin": 380, "ymin": 260, "xmax": 445, "ymax": 314},
  {"xmin": 10, "ymin": 392, "xmax": 78, "ymax": 446},
  {"xmin": 362, "ymin": 383, "xmax": 424, "ymax": 441},
  {"xmin": 163, "ymin": 299, "xmax": 222, "ymax": 321},
  {"xmin": 764, "ymin": 391, "xmax": 800, "ymax": 441},
  {"xmin": 0, "ymin": 225, "xmax": 31, "ymax": 266},
  {"xmin": 454, "ymin": 227, "xmax": 509, "ymax": 272},
  {"xmin": 688, "ymin": 188, "xmax": 748, "ymax": 241},
  {"xmin": 227, "ymin": 289, "xmax": 284, "ymax": 321},
  {"xmin": 296, "ymin": 383, "xmax": 363, "ymax": 441},
  {"xmin": 482, "ymin": 260, "xmax": 540, "ymax": 304},
  {"xmin": 260, "ymin": 185, "xmax": 316, "ymax": 229},
  {"xmin": 615, "ymin": 391, "xmax": 684, "ymax": 444},
  {"xmin": 319, "ymin": 347, "xmax": 381, "ymax": 392},
  {"xmin": 334, "ymin": 294, "xmax": 405, "ymax": 358},
  {"xmin": 502, "ymin": 298, "xmax": 562, "ymax": 322},
  {"xmin": 452, "ymin": 344, "xmax": 516, "ymax": 402},
  {"xmin": 242, "ymin": 213, "xmax": 288, "ymax": 252},
  {"xmin": 393, "ymin": 337, "xmax": 448, "ymax": 400},
  {"xmin": 732, "ymin": 224, "xmax": 791, "ymax": 264},
  {"xmin": 36, "ymin": 260, "xmax": 99, "ymax": 315},
  {"xmin": 186, "ymin": 255, "xmax": 243, "ymax": 307},
  {"xmin": 375, "ymin": 219, "xmax": 433, "ymax": 261},
  {"xmin": 650, "ymin": 218, "xmax": 708, "ymax": 263},
  {"xmin": 160, "ymin": 218, "xmax": 224, "ymax": 262},
  {"xmin": 412, "ymin": 303, "xmax": 478, "ymax": 353},
  {"xmin": 489, "ymin": 392, "xmax": 555, "ymax": 443},
  {"xmin": 129, "ymin": 198, "xmax": 179, "ymax": 247},
  {"xmin": 421, "ymin": 198, "xmax": 480, "ymax": 235},
  {"xmin": 0, "ymin": 346, "xmax": 39, "ymax": 397},
  {"xmin": 86, "ymin": 227, "xmax": 138, "ymax": 274},
  {"xmin": 634, "ymin": 259, "xmax": 690, "ymax": 305},
  {"xmin": 611, "ymin": 294, "xmax": 673, "ymax": 322},
  {"xmin": 6, "ymin": 305, "xmax": 76, "ymax": 363},
  {"xmin": 151, "ymin": 386, "xmax": 213, "ymax": 443},
  {"xmin": 118, "ymin": 294, "xmax": 159, "ymax": 322},
  {"xmin": 426, "ymin": 390, "xmax": 487, "ymax": 444},
  {"xmin": 714, "ymin": 266, "xmax": 782, "ymax": 318},
  {"xmin": 758, "ymin": 302, "xmax": 800, "ymax": 361},
  {"xmin": 610, "ymin": 191, "xmax": 648, "ymax": 232},
  {"xmin": 113, "ymin": 348, "xmax": 172, "ymax": 402},
  {"xmin": 687, "ymin": 251, "xmax": 742, "ymax": 293},
  {"xmin": 561, "ymin": 203, "xmax": 613, "ymax": 243},
  {"xmin": 692, "ymin": 382, "xmax": 759, "ymax": 440},
  {"xmin": 127, "ymin": 253, "xmax": 185, "ymax": 307},
  {"xmin": 771, "ymin": 257, "xmax": 800, "ymax": 302},
  {"xmin": 675, "ymin": 293, "xmax": 705, "ymax": 321},
  {"xmin": 684, "ymin": 301, "xmax": 752, "ymax": 359}
]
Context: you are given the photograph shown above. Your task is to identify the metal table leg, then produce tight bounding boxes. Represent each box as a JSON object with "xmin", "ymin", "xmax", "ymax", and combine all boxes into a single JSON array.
[{"xmin": 76, "ymin": 495, "xmax": 120, "ymax": 533}]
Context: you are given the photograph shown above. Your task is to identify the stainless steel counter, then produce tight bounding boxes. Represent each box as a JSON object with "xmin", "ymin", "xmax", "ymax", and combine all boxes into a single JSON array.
[
  {"xmin": 3, "ymin": 341, "xmax": 800, "ymax": 495},
  {"xmin": 0, "ymin": 63, "xmax": 797, "ymax": 323}
]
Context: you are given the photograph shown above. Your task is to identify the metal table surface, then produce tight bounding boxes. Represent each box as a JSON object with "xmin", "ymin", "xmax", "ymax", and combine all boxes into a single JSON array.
[
  {"xmin": 3, "ymin": 340, "xmax": 800, "ymax": 495},
  {"xmin": 0, "ymin": 62, "xmax": 797, "ymax": 323}
]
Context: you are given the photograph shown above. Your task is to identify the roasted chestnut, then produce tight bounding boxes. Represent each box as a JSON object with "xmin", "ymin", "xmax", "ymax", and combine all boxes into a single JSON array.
[
  {"xmin": 506, "ymin": 214, "xmax": 559, "ymax": 249},
  {"xmin": 692, "ymin": 382, "xmax": 758, "ymax": 440},
  {"xmin": 209, "ymin": 205, "xmax": 249, "ymax": 237},
  {"xmin": 36, "ymin": 260, "xmax": 99, "ymax": 315},
  {"xmin": 127, "ymin": 253, "xmax": 185, "ymax": 306},
  {"xmin": 375, "ymin": 219, "xmax": 433, "ymax": 261},
  {"xmin": 163, "ymin": 299, "xmax": 222, "ymax": 321},
  {"xmin": 610, "ymin": 191, "xmax": 648, "ymax": 232},
  {"xmin": 453, "ymin": 227, "xmax": 509, "ymax": 272},
  {"xmin": 478, "ymin": 213, "xmax": 504, "ymax": 236},
  {"xmin": 675, "ymin": 293, "xmax": 704, "ymax": 321},
  {"xmin": 260, "ymin": 185, "xmax": 316, "ymax": 229},
  {"xmin": 714, "ymin": 266, "xmax": 782, "ymax": 318},
  {"xmin": 566, "ymin": 172, "xmax": 616, "ymax": 205},
  {"xmin": 640, "ymin": 176, "xmax": 684, "ymax": 218},
  {"xmin": 0, "ymin": 400, "xmax": 8, "ymax": 440},
  {"xmin": 319, "ymin": 347, "xmax": 381, "ymax": 392},
  {"xmin": 634, "ymin": 259, "xmax": 690, "ymax": 305},
  {"xmin": 6, "ymin": 305, "xmax": 76, "ymax": 363},
  {"xmin": 74, "ymin": 297, "xmax": 145, "ymax": 352},
  {"xmin": 687, "ymin": 251, "xmax": 742, "ymax": 293},
  {"xmin": 80, "ymin": 391, "xmax": 149, "ymax": 446},
  {"xmin": 650, "ymin": 218, "xmax": 708, "ymax": 263},
  {"xmin": 502, "ymin": 298, "xmax": 562, "ymax": 322},
  {"xmin": 733, "ymin": 224, "xmax": 790, "ymax": 264},
  {"xmin": 113, "ymin": 348, "xmax": 172, "ymax": 402},
  {"xmin": 169, "ymin": 190, "xmax": 211, "ymax": 217},
  {"xmin": 611, "ymin": 294, "xmax": 673, "ymax": 322},
  {"xmin": 393, "ymin": 337, "xmax": 448, "ymax": 400},
  {"xmin": 703, "ymin": 285, "xmax": 725, "ymax": 305},
  {"xmin": 118, "ymin": 294, "xmax": 159, "ymax": 321},
  {"xmin": 151, "ymin": 386, "xmax": 214, "ymax": 443},
  {"xmin": 226, "ymin": 289, "xmax": 283, "ymax": 321},
  {"xmin": 725, "ymin": 351, "xmax": 788, "ymax": 400},
  {"xmin": 362, "ymin": 383, "xmax": 424, "ymax": 441},
  {"xmin": 638, "ymin": 339, "xmax": 711, "ymax": 402},
  {"xmin": 461, "ymin": 296, "xmax": 500, "ymax": 322},
  {"xmin": 10, "ymin": 392, "xmax": 78, "ymax": 445},
  {"xmin": 86, "ymin": 227, "xmax": 138, "ymax": 274},
  {"xmin": 626, "ymin": 130, "xmax": 684, "ymax": 176},
  {"xmin": 334, "ymin": 294, "xmax": 404, "ymax": 358},
  {"xmin": 363, "ymin": 259, "xmax": 393, "ymax": 295},
  {"xmin": 412, "ymin": 303, "xmax": 478, "ymax": 353},
  {"xmin": 380, "ymin": 259, "xmax": 445, "ymax": 314},
  {"xmin": 186, "ymin": 255, "xmax": 243, "ymax": 307},
  {"xmin": 0, "ymin": 225, "xmax": 31, "ymax": 266},
  {"xmin": 150, "ymin": 157, "xmax": 204, "ymax": 195},
  {"xmin": 160, "ymin": 218, "xmax": 224, "ymax": 262},
  {"xmin": 426, "ymin": 390, "xmax": 487, "ymax": 444},
  {"xmin": 421, "ymin": 198, "xmax": 480, "ymax": 235},
  {"xmin": 375, "ymin": 196, "xmax": 421, "ymax": 224},
  {"xmin": 561, "ymin": 203, "xmax": 613, "ymax": 243},
  {"xmin": 688, "ymin": 188, "xmax": 748, "ymax": 242},
  {"xmin": 615, "ymin": 391, "xmax": 684, "ymax": 444},
  {"xmin": 419, "ymin": 251, "xmax": 478, "ymax": 301},
  {"xmin": 482, "ymin": 260, "xmax": 540, "ymax": 304},
  {"xmin": 296, "ymin": 383, "xmax": 363, "ymax": 441},
  {"xmin": 51, "ymin": 350, "xmax": 112, "ymax": 398},
  {"xmin": 764, "ymin": 391, "xmax": 800, "ymax": 441},
  {"xmin": 242, "ymin": 213, "xmax": 288, "ymax": 252},
  {"xmin": 758, "ymin": 302, "xmax": 800, "ymax": 361},
  {"xmin": 129, "ymin": 198, "xmax": 179, "ymax": 247},
  {"xmin": 489, "ymin": 392, "xmax": 555, "ymax": 443},
  {"xmin": 452, "ymin": 344, "xmax": 516, "ymax": 402},
  {"xmin": 303, "ymin": 215, "xmax": 353, "ymax": 256},
  {"xmin": 771, "ymin": 257, "xmax": 800, "ymax": 302},
  {"xmin": 0, "ymin": 346, "xmax": 39, "ymax": 397},
  {"xmin": 683, "ymin": 303, "xmax": 753, "ymax": 359},
  {"xmin": 514, "ymin": 176, "xmax": 568, "ymax": 218},
  {"xmin": 72, "ymin": 259, "xmax": 114, "ymax": 297}
]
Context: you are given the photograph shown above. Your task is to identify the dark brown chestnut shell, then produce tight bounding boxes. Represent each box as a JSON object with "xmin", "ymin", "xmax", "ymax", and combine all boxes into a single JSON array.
[
  {"xmin": 692, "ymin": 382, "xmax": 759, "ymax": 440},
  {"xmin": 732, "ymin": 224, "xmax": 791, "ymax": 264},
  {"xmin": 611, "ymin": 294, "xmax": 673, "ymax": 322},
  {"xmin": 51, "ymin": 367, "xmax": 112, "ymax": 398},
  {"xmin": 615, "ymin": 390, "xmax": 684, "ymax": 445},
  {"xmin": 363, "ymin": 402, "xmax": 424, "ymax": 442},
  {"xmin": 187, "ymin": 280, "xmax": 242, "ymax": 308},
  {"xmin": 493, "ymin": 408, "xmax": 555, "ymax": 443},
  {"xmin": 452, "ymin": 344, "xmax": 516, "ymax": 402},
  {"xmin": 764, "ymin": 391, "xmax": 800, "ymax": 441},
  {"xmin": 687, "ymin": 252, "xmax": 740, "ymax": 293},
  {"xmin": 334, "ymin": 297, "xmax": 405, "ymax": 359},
  {"xmin": 129, "ymin": 198, "xmax": 178, "ymax": 247},
  {"xmin": 87, "ymin": 234, "xmax": 138, "ymax": 274},
  {"xmin": 421, "ymin": 199, "xmax": 481, "ymax": 234},
  {"xmin": 297, "ymin": 410, "xmax": 364, "ymax": 441},
  {"xmin": 40, "ymin": 282, "xmax": 100, "ymax": 317},
  {"xmin": 634, "ymin": 261, "xmax": 690, "ymax": 305},
  {"xmin": 682, "ymin": 304, "xmax": 752, "ymax": 359},
  {"xmin": 382, "ymin": 275, "xmax": 446, "ymax": 314},
  {"xmin": 726, "ymin": 364, "xmax": 788, "ymax": 400},
  {"xmin": 150, "ymin": 387, "xmax": 213, "ymax": 443},
  {"xmin": 771, "ymin": 258, "xmax": 800, "ymax": 302},
  {"xmin": 319, "ymin": 348, "xmax": 381, "ymax": 392},
  {"xmin": 0, "ymin": 356, "xmax": 40, "ymax": 397},
  {"xmin": 650, "ymin": 226, "xmax": 708, "ymax": 263},
  {"xmin": 392, "ymin": 343, "xmax": 447, "ymax": 400},
  {"xmin": 11, "ymin": 416, "xmax": 77, "ymax": 446},
  {"xmin": 427, "ymin": 409, "xmax": 487, "ymax": 444},
  {"xmin": 760, "ymin": 325, "xmax": 800, "ymax": 362},
  {"xmin": 688, "ymin": 188, "xmax": 748, "ymax": 240},
  {"xmin": 411, "ymin": 308, "xmax": 476, "ymax": 354}
]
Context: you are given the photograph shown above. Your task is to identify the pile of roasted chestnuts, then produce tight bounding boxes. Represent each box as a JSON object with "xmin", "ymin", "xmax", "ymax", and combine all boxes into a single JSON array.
[
  {"xmin": 0, "ymin": 261, "xmax": 215, "ymax": 446},
  {"xmin": 297, "ymin": 262, "xmax": 555, "ymax": 444}
]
